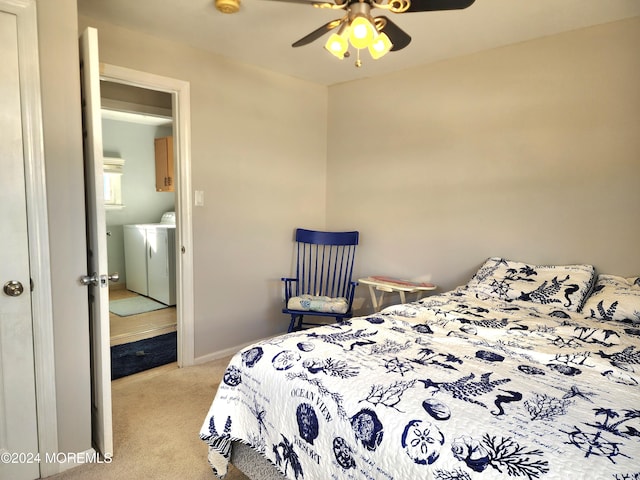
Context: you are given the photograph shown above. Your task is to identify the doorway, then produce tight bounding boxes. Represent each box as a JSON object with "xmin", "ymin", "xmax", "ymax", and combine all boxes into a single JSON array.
[
  {"xmin": 81, "ymin": 45, "xmax": 194, "ymax": 457},
  {"xmin": 86, "ymin": 59, "xmax": 194, "ymax": 454},
  {"xmin": 98, "ymin": 63, "xmax": 194, "ymax": 370},
  {"xmin": 99, "ymin": 84, "xmax": 178, "ymax": 375}
]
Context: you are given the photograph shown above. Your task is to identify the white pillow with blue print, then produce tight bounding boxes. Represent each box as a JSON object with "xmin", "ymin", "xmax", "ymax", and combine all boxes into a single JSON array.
[
  {"xmin": 582, "ymin": 274, "xmax": 640, "ymax": 323},
  {"xmin": 466, "ymin": 257, "xmax": 596, "ymax": 312}
]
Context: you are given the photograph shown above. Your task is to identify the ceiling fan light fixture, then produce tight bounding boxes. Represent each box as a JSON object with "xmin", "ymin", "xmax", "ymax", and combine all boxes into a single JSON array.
[
  {"xmin": 349, "ymin": 16, "xmax": 376, "ymax": 50},
  {"xmin": 368, "ymin": 32, "xmax": 392, "ymax": 59},
  {"xmin": 325, "ymin": 32, "xmax": 349, "ymax": 59}
]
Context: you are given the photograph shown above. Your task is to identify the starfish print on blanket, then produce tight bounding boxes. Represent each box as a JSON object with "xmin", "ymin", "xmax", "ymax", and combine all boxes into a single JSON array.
[{"xmin": 420, "ymin": 372, "xmax": 512, "ymax": 410}]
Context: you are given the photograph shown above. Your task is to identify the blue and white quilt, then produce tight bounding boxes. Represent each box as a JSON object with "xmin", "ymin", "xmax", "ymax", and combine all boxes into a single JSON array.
[{"xmin": 201, "ymin": 263, "xmax": 640, "ymax": 479}]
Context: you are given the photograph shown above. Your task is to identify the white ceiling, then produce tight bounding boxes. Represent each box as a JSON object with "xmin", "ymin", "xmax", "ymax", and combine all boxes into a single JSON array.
[{"xmin": 77, "ymin": 0, "xmax": 640, "ymax": 86}]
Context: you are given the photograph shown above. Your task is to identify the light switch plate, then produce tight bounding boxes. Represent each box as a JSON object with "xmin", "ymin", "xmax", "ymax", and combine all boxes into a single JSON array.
[{"xmin": 195, "ymin": 190, "xmax": 204, "ymax": 206}]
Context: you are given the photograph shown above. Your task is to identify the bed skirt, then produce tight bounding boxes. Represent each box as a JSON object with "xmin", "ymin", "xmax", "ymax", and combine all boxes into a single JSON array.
[{"xmin": 230, "ymin": 441, "xmax": 285, "ymax": 480}]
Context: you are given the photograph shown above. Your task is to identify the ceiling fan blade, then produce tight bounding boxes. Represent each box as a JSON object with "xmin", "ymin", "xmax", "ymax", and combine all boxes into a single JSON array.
[
  {"xmin": 405, "ymin": 0, "xmax": 475, "ymax": 13},
  {"xmin": 292, "ymin": 19, "xmax": 343, "ymax": 47},
  {"xmin": 377, "ymin": 16, "xmax": 411, "ymax": 51}
]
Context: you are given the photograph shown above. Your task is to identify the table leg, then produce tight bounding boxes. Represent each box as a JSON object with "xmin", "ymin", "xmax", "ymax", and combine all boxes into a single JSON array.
[{"xmin": 368, "ymin": 285, "xmax": 379, "ymax": 312}]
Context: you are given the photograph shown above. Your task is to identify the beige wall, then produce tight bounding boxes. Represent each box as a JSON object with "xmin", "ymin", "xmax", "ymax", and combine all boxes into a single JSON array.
[
  {"xmin": 37, "ymin": 0, "xmax": 92, "ymax": 456},
  {"xmin": 327, "ymin": 17, "xmax": 640, "ymax": 312},
  {"xmin": 76, "ymin": 16, "xmax": 329, "ymax": 358}
]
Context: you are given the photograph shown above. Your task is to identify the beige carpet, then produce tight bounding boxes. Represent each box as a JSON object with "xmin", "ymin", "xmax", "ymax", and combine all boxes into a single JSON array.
[{"xmin": 45, "ymin": 359, "xmax": 249, "ymax": 480}]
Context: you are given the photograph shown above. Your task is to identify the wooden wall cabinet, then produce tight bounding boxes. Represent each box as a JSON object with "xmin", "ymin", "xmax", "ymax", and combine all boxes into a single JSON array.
[{"xmin": 154, "ymin": 136, "xmax": 174, "ymax": 192}]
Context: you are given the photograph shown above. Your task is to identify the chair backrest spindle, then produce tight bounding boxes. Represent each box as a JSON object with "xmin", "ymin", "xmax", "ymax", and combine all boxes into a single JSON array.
[{"xmin": 294, "ymin": 228, "xmax": 359, "ymax": 299}]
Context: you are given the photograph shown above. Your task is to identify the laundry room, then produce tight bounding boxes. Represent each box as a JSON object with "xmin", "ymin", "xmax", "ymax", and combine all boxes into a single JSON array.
[{"xmin": 100, "ymin": 81, "xmax": 178, "ymax": 371}]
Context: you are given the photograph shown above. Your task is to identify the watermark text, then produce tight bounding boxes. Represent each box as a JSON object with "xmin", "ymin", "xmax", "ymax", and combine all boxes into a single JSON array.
[{"xmin": 1, "ymin": 451, "xmax": 112, "ymax": 465}]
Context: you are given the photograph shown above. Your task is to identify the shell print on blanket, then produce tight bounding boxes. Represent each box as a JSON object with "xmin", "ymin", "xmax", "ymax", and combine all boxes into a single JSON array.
[{"xmin": 201, "ymin": 287, "xmax": 640, "ymax": 479}]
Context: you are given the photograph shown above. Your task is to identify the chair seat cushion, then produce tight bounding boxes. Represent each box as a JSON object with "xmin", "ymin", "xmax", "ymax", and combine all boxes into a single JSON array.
[{"xmin": 287, "ymin": 295, "xmax": 349, "ymax": 314}]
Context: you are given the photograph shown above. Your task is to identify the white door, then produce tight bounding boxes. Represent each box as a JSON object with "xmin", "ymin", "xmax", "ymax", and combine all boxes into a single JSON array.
[
  {"xmin": 0, "ymin": 8, "xmax": 40, "ymax": 480},
  {"xmin": 79, "ymin": 27, "xmax": 113, "ymax": 458}
]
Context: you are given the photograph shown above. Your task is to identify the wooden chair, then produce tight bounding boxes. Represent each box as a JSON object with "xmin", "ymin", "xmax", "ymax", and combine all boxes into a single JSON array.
[{"xmin": 282, "ymin": 228, "xmax": 359, "ymax": 332}]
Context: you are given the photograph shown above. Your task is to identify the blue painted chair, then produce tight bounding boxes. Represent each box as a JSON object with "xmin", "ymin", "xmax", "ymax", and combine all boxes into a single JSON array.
[{"xmin": 282, "ymin": 228, "xmax": 359, "ymax": 332}]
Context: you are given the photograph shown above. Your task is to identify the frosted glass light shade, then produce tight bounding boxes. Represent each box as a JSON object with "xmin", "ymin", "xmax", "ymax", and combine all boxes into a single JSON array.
[
  {"xmin": 349, "ymin": 16, "xmax": 375, "ymax": 49},
  {"xmin": 325, "ymin": 33, "xmax": 349, "ymax": 59},
  {"xmin": 368, "ymin": 32, "xmax": 392, "ymax": 59}
]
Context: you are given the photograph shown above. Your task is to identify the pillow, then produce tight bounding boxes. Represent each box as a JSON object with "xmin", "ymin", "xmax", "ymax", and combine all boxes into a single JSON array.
[
  {"xmin": 582, "ymin": 275, "xmax": 640, "ymax": 323},
  {"xmin": 466, "ymin": 257, "xmax": 596, "ymax": 312},
  {"xmin": 287, "ymin": 295, "xmax": 349, "ymax": 314}
]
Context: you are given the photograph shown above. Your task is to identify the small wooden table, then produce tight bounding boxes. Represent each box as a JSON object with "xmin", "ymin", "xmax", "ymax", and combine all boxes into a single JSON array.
[{"xmin": 358, "ymin": 276, "xmax": 437, "ymax": 312}]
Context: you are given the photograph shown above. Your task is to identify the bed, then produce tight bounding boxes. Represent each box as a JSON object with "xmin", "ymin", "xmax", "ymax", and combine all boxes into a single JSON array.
[{"xmin": 200, "ymin": 257, "xmax": 640, "ymax": 479}]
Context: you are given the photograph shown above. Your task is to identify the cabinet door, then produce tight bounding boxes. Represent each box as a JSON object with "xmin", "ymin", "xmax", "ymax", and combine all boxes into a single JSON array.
[
  {"xmin": 123, "ymin": 226, "xmax": 148, "ymax": 295},
  {"xmin": 154, "ymin": 136, "xmax": 174, "ymax": 192}
]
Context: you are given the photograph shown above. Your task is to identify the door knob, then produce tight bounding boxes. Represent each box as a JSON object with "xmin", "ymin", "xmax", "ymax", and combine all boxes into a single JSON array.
[
  {"xmin": 3, "ymin": 280, "xmax": 24, "ymax": 297},
  {"xmin": 80, "ymin": 272, "xmax": 120, "ymax": 286},
  {"xmin": 80, "ymin": 273, "xmax": 99, "ymax": 286}
]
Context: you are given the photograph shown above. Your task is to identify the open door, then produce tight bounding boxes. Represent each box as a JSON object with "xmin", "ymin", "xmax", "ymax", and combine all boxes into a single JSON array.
[
  {"xmin": 79, "ymin": 27, "xmax": 113, "ymax": 458},
  {"xmin": 78, "ymin": 25, "xmax": 194, "ymax": 458}
]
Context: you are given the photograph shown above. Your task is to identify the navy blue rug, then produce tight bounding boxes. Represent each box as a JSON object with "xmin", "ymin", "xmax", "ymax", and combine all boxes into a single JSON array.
[{"xmin": 111, "ymin": 332, "xmax": 177, "ymax": 380}]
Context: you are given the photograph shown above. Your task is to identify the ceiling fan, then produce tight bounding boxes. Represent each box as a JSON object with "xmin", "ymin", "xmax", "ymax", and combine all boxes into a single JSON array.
[{"xmin": 269, "ymin": 0, "xmax": 476, "ymax": 65}]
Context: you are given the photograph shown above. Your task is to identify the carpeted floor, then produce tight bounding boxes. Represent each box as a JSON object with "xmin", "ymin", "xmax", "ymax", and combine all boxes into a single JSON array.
[{"xmin": 45, "ymin": 358, "xmax": 249, "ymax": 480}]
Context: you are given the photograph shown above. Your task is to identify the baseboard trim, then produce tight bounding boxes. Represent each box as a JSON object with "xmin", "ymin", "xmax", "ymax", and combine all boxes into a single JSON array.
[
  {"xmin": 194, "ymin": 335, "xmax": 278, "ymax": 365},
  {"xmin": 193, "ymin": 344, "xmax": 247, "ymax": 365}
]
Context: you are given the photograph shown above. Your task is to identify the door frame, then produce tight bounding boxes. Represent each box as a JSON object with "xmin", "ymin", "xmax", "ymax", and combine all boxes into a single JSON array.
[
  {"xmin": 99, "ymin": 63, "xmax": 195, "ymax": 367},
  {"xmin": 2, "ymin": 0, "xmax": 58, "ymax": 477}
]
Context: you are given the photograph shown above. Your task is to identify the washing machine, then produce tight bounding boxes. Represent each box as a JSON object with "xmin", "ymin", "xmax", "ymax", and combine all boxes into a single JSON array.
[{"xmin": 123, "ymin": 212, "xmax": 176, "ymax": 305}]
